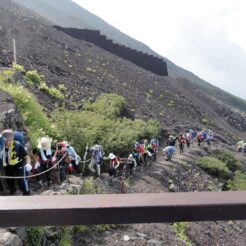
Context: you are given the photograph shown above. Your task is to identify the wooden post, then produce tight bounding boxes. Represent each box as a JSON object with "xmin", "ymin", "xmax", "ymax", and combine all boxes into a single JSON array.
[{"xmin": 13, "ymin": 39, "xmax": 17, "ymax": 64}]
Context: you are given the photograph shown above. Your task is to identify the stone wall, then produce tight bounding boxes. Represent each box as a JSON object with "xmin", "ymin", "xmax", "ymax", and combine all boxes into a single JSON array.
[{"xmin": 54, "ymin": 26, "xmax": 168, "ymax": 76}]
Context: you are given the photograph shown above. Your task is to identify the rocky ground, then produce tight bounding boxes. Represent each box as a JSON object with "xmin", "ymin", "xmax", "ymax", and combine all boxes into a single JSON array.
[{"xmin": 1, "ymin": 142, "xmax": 245, "ymax": 245}]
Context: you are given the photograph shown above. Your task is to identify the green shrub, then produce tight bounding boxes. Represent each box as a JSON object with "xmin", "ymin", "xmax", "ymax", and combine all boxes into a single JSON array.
[
  {"xmin": 38, "ymin": 82, "xmax": 64, "ymax": 100},
  {"xmin": 173, "ymin": 222, "xmax": 192, "ymax": 246},
  {"xmin": 0, "ymin": 69, "xmax": 14, "ymax": 82},
  {"xmin": 53, "ymin": 94, "xmax": 160, "ymax": 156},
  {"xmin": 12, "ymin": 63, "xmax": 25, "ymax": 73},
  {"xmin": 81, "ymin": 177, "xmax": 99, "ymax": 194},
  {"xmin": 227, "ymin": 171, "xmax": 246, "ymax": 191},
  {"xmin": 0, "ymin": 82, "xmax": 58, "ymax": 147},
  {"xmin": 83, "ymin": 93, "xmax": 126, "ymax": 119},
  {"xmin": 195, "ymin": 156, "xmax": 231, "ymax": 179},
  {"xmin": 60, "ymin": 227, "xmax": 72, "ymax": 246},
  {"xmin": 26, "ymin": 227, "xmax": 44, "ymax": 246},
  {"xmin": 212, "ymin": 150, "xmax": 242, "ymax": 172},
  {"xmin": 24, "ymin": 70, "xmax": 43, "ymax": 86}
]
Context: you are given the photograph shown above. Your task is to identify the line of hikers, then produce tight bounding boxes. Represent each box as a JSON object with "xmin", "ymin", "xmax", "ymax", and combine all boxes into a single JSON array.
[
  {"xmin": 0, "ymin": 128, "xmax": 160, "ymax": 195},
  {"xmin": 163, "ymin": 129, "xmax": 214, "ymax": 161},
  {"xmin": 88, "ymin": 137, "xmax": 160, "ymax": 178},
  {"xmin": 1, "ymin": 127, "xmax": 244, "ymax": 196}
]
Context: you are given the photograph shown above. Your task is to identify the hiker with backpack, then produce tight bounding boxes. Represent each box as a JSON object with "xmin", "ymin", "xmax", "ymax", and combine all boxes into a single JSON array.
[
  {"xmin": 185, "ymin": 132, "xmax": 191, "ymax": 149},
  {"xmin": 107, "ymin": 153, "xmax": 121, "ymax": 177},
  {"xmin": 88, "ymin": 143, "xmax": 104, "ymax": 178},
  {"xmin": 34, "ymin": 137, "xmax": 53, "ymax": 187},
  {"xmin": 128, "ymin": 153, "xmax": 137, "ymax": 175},
  {"xmin": 63, "ymin": 141, "xmax": 81, "ymax": 173},
  {"xmin": 178, "ymin": 134, "xmax": 185, "ymax": 154},
  {"xmin": 197, "ymin": 132, "xmax": 203, "ymax": 146},
  {"xmin": 163, "ymin": 146, "xmax": 176, "ymax": 161},
  {"xmin": 0, "ymin": 129, "xmax": 32, "ymax": 195},
  {"xmin": 134, "ymin": 142, "xmax": 145, "ymax": 166},
  {"xmin": 243, "ymin": 143, "xmax": 246, "ymax": 155},
  {"xmin": 236, "ymin": 140, "xmax": 244, "ymax": 153},
  {"xmin": 167, "ymin": 135, "xmax": 176, "ymax": 147}
]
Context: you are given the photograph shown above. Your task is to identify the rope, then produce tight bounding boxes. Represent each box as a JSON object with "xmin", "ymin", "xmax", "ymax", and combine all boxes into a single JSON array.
[{"xmin": 0, "ymin": 153, "xmax": 67, "ymax": 179}]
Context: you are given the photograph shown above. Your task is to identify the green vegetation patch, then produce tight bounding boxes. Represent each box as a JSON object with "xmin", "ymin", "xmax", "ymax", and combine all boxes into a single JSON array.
[
  {"xmin": 26, "ymin": 227, "xmax": 44, "ymax": 246},
  {"xmin": 53, "ymin": 93, "xmax": 160, "ymax": 156},
  {"xmin": 227, "ymin": 171, "xmax": 246, "ymax": 191},
  {"xmin": 212, "ymin": 150, "xmax": 242, "ymax": 172},
  {"xmin": 195, "ymin": 156, "xmax": 231, "ymax": 179},
  {"xmin": 0, "ymin": 81, "xmax": 58, "ymax": 147},
  {"xmin": 173, "ymin": 222, "xmax": 192, "ymax": 246}
]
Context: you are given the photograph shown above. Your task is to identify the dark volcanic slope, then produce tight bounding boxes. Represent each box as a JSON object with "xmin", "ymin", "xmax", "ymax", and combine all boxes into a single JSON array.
[
  {"xmin": 11, "ymin": 0, "xmax": 246, "ymax": 113},
  {"xmin": 0, "ymin": 0, "xmax": 246, "ymax": 140}
]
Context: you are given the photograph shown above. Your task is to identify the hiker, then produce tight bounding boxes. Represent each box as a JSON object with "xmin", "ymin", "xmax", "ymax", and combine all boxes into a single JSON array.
[
  {"xmin": 167, "ymin": 135, "xmax": 176, "ymax": 147},
  {"xmin": 63, "ymin": 141, "xmax": 81, "ymax": 173},
  {"xmin": 150, "ymin": 137, "xmax": 159, "ymax": 150},
  {"xmin": 207, "ymin": 133, "xmax": 213, "ymax": 146},
  {"xmin": 236, "ymin": 140, "xmax": 244, "ymax": 153},
  {"xmin": 163, "ymin": 146, "xmax": 175, "ymax": 161},
  {"xmin": 185, "ymin": 132, "xmax": 191, "ymax": 148},
  {"xmin": 142, "ymin": 139, "xmax": 153, "ymax": 165},
  {"xmin": 178, "ymin": 134, "xmax": 185, "ymax": 154},
  {"xmin": 56, "ymin": 141, "xmax": 70, "ymax": 182},
  {"xmin": 0, "ymin": 129, "xmax": 32, "ymax": 195},
  {"xmin": 108, "ymin": 153, "xmax": 120, "ymax": 177},
  {"xmin": 0, "ymin": 133, "xmax": 4, "ymax": 164},
  {"xmin": 197, "ymin": 132, "xmax": 203, "ymax": 146},
  {"xmin": 128, "ymin": 153, "xmax": 137, "ymax": 174},
  {"xmin": 134, "ymin": 142, "xmax": 145, "ymax": 166},
  {"xmin": 88, "ymin": 143, "xmax": 103, "ymax": 177},
  {"xmin": 34, "ymin": 137, "xmax": 53, "ymax": 187}
]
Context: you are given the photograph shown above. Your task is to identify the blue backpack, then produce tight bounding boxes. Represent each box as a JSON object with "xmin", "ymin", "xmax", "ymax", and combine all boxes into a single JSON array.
[{"xmin": 14, "ymin": 131, "xmax": 26, "ymax": 145}]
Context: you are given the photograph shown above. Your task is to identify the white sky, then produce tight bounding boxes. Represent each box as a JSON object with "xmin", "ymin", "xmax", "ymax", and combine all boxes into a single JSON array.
[{"xmin": 73, "ymin": 0, "xmax": 246, "ymax": 100}]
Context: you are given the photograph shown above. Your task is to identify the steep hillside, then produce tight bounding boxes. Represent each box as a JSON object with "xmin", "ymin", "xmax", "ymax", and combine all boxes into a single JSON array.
[
  {"xmin": 0, "ymin": 1, "xmax": 246, "ymax": 245},
  {"xmin": 11, "ymin": 0, "xmax": 246, "ymax": 113},
  {"xmin": 0, "ymin": 0, "xmax": 246, "ymax": 140}
]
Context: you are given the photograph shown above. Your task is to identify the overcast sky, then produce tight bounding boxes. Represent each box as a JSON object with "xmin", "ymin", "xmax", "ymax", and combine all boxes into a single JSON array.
[{"xmin": 73, "ymin": 0, "xmax": 246, "ymax": 100}]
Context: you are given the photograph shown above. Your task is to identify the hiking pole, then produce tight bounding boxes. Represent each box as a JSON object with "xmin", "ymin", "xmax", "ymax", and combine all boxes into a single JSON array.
[
  {"xmin": 80, "ymin": 143, "xmax": 89, "ymax": 178},
  {"xmin": 120, "ymin": 158, "xmax": 127, "ymax": 194}
]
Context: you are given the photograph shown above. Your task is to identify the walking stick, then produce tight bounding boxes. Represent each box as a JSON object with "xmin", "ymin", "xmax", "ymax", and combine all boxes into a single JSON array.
[{"xmin": 120, "ymin": 158, "xmax": 127, "ymax": 194}]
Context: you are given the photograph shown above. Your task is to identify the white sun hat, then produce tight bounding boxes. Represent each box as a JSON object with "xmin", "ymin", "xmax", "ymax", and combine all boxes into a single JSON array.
[
  {"xmin": 108, "ymin": 153, "xmax": 116, "ymax": 160},
  {"xmin": 37, "ymin": 137, "xmax": 52, "ymax": 150}
]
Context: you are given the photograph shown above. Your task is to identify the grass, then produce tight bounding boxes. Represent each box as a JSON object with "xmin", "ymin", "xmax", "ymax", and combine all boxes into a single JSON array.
[
  {"xmin": 212, "ymin": 150, "xmax": 242, "ymax": 172},
  {"xmin": 227, "ymin": 171, "xmax": 246, "ymax": 191},
  {"xmin": 0, "ymin": 79, "xmax": 58, "ymax": 147},
  {"xmin": 173, "ymin": 222, "xmax": 192, "ymax": 246},
  {"xmin": 195, "ymin": 156, "xmax": 231, "ymax": 179}
]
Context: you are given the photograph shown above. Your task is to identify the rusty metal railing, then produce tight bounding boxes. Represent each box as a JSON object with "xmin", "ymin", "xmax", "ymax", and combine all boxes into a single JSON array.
[{"xmin": 0, "ymin": 191, "xmax": 245, "ymax": 227}]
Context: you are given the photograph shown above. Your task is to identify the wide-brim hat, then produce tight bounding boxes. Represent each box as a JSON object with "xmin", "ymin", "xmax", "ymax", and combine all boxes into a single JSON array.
[
  {"xmin": 109, "ymin": 153, "xmax": 116, "ymax": 160},
  {"xmin": 37, "ymin": 137, "xmax": 52, "ymax": 150},
  {"xmin": 2, "ymin": 129, "xmax": 14, "ymax": 140}
]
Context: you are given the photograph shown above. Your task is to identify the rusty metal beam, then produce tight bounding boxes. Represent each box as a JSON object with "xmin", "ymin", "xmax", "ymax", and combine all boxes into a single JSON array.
[{"xmin": 0, "ymin": 191, "xmax": 245, "ymax": 227}]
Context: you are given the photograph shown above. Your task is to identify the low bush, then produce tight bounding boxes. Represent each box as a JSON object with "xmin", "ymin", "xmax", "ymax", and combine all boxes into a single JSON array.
[
  {"xmin": 173, "ymin": 222, "xmax": 192, "ymax": 246},
  {"xmin": 195, "ymin": 156, "xmax": 231, "ymax": 179},
  {"xmin": 26, "ymin": 227, "xmax": 44, "ymax": 246},
  {"xmin": 227, "ymin": 171, "xmax": 246, "ymax": 191},
  {"xmin": 0, "ymin": 81, "xmax": 58, "ymax": 147},
  {"xmin": 24, "ymin": 70, "xmax": 43, "ymax": 86},
  {"xmin": 212, "ymin": 150, "xmax": 242, "ymax": 172},
  {"xmin": 53, "ymin": 94, "xmax": 160, "ymax": 156}
]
